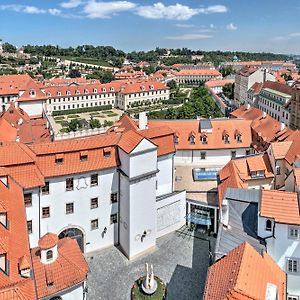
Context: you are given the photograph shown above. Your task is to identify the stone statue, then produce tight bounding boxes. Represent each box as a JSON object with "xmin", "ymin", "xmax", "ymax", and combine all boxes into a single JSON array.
[{"xmin": 142, "ymin": 263, "xmax": 157, "ymax": 294}]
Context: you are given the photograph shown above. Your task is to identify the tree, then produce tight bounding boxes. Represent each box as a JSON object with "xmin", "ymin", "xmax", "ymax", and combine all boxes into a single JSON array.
[
  {"xmin": 167, "ymin": 80, "xmax": 177, "ymax": 90},
  {"xmin": 68, "ymin": 119, "xmax": 81, "ymax": 131},
  {"xmin": 68, "ymin": 69, "xmax": 81, "ymax": 78},
  {"xmin": 90, "ymin": 119, "xmax": 101, "ymax": 129},
  {"xmin": 223, "ymin": 83, "xmax": 234, "ymax": 99},
  {"xmin": 2, "ymin": 42, "xmax": 16, "ymax": 53}
]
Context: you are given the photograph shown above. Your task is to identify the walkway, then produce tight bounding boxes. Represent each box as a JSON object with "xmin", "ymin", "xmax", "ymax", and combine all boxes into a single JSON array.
[{"xmin": 86, "ymin": 229, "xmax": 215, "ymax": 300}]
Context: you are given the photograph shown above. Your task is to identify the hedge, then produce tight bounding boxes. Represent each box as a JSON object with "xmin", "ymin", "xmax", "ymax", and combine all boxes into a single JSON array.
[{"xmin": 52, "ymin": 105, "xmax": 112, "ymax": 116}]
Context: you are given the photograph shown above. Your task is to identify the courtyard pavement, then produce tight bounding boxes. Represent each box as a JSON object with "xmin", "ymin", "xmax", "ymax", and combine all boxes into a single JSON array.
[{"xmin": 86, "ymin": 228, "xmax": 215, "ymax": 300}]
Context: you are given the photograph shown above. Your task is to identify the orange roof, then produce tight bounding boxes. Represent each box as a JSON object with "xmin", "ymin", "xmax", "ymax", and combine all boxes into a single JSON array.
[
  {"xmin": 284, "ymin": 130, "xmax": 300, "ymax": 165},
  {"xmin": 118, "ymin": 130, "xmax": 145, "ymax": 153},
  {"xmin": 205, "ymin": 79, "xmax": 234, "ymax": 88},
  {"xmin": 147, "ymin": 119, "xmax": 252, "ymax": 150},
  {"xmin": 260, "ymin": 190, "xmax": 300, "ymax": 224},
  {"xmin": 32, "ymin": 237, "xmax": 89, "ymax": 299},
  {"xmin": 294, "ymin": 168, "xmax": 300, "ymax": 187},
  {"xmin": 119, "ymin": 81, "xmax": 168, "ymax": 94},
  {"xmin": 271, "ymin": 141, "xmax": 293, "ymax": 159},
  {"xmin": 174, "ymin": 69, "xmax": 221, "ymax": 77},
  {"xmin": 218, "ymin": 153, "xmax": 273, "ymax": 207},
  {"xmin": 38, "ymin": 233, "xmax": 58, "ymax": 250},
  {"xmin": 0, "ymin": 119, "xmax": 17, "ymax": 142},
  {"xmin": 0, "ymin": 103, "xmax": 51, "ymax": 144},
  {"xmin": 0, "ymin": 177, "xmax": 36, "ymax": 299},
  {"xmin": 204, "ymin": 242, "xmax": 286, "ymax": 300}
]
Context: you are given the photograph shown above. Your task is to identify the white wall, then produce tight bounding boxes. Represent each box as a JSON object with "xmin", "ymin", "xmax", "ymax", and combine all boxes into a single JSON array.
[
  {"xmin": 175, "ymin": 148, "xmax": 251, "ymax": 168},
  {"xmin": 156, "ymin": 190, "xmax": 186, "ymax": 238},
  {"xmin": 27, "ymin": 168, "xmax": 118, "ymax": 253},
  {"xmin": 156, "ymin": 154, "xmax": 173, "ymax": 197},
  {"xmin": 43, "ymin": 282, "xmax": 86, "ymax": 300},
  {"xmin": 266, "ymin": 222, "xmax": 300, "ymax": 296},
  {"xmin": 18, "ymin": 100, "xmax": 44, "ymax": 116}
]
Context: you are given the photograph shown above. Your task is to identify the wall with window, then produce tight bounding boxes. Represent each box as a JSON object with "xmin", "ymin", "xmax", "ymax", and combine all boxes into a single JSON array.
[
  {"xmin": 48, "ymin": 282, "xmax": 86, "ymax": 300},
  {"xmin": 28, "ymin": 168, "xmax": 118, "ymax": 253},
  {"xmin": 266, "ymin": 222, "xmax": 300, "ymax": 296},
  {"xmin": 174, "ymin": 148, "xmax": 251, "ymax": 169}
]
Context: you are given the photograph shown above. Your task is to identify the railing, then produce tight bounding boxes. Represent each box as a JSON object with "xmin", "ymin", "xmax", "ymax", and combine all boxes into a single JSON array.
[{"xmin": 54, "ymin": 127, "xmax": 110, "ymax": 140}]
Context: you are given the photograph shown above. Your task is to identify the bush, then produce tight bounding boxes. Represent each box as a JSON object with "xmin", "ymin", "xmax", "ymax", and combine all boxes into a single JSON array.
[
  {"xmin": 106, "ymin": 113, "xmax": 118, "ymax": 117},
  {"xmin": 52, "ymin": 105, "xmax": 112, "ymax": 116}
]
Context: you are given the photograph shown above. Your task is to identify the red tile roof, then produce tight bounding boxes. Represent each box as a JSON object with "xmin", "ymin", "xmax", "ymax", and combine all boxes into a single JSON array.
[
  {"xmin": 38, "ymin": 233, "xmax": 58, "ymax": 250},
  {"xmin": 32, "ymin": 237, "xmax": 89, "ymax": 299},
  {"xmin": 118, "ymin": 130, "xmax": 145, "ymax": 154},
  {"xmin": 260, "ymin": 190, "xmax": 300, "ymax": 225},
  {"xmin": 204, "ymin": 242, "xmax": 286, "ymax": 300},
  {"xmin": 147, "ymin": 119, "xmax": 252, "ymax": 150},
  {"xmin": 205, "ymin": 79, "xmax": 234, "ymax": 88},
  {"xmin": 0, "ymin": 177, "xmax": 36, "ymax": 299},
  {"xmin": 174, "ymin": 69, "xmax": 221, "ymax": 77}
]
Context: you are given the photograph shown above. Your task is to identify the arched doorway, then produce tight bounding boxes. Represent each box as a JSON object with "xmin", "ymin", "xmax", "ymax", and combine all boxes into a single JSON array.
[{"xmin": 58, "ymin": 227, "xmax": 84, "ymax": 252}]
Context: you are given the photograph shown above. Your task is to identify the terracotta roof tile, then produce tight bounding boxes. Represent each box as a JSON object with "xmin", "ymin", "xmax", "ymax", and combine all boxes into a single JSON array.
[
  {"xmin": 204, "ymin": 242, "xmax": 286, "ymax": 300},
  {"xmin": 32, "ymin": 238, "xmax": 89, "ymax": 299},
  {"xmin": 38, "ymin": 233, "xmax": 58, "ymax": 250},
  {"xmin": 260, "ymin": 190, "xmax": 300, "ymax": 224}
]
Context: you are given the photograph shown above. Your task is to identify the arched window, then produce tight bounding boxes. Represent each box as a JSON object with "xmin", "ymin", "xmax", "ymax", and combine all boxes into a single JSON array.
[
  {"xmin": 46, "ymin": 250, "xmax": 53, "ymax": 261},
  {"xmin": 265, "ymin": 219, "xmax": 272, "ymax": 231}
]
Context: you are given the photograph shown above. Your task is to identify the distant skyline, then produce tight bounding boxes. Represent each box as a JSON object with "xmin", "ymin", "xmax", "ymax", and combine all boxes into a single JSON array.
[{"xmin": 1, "ymin": 0, "xmax": 300, "ymax": 54}]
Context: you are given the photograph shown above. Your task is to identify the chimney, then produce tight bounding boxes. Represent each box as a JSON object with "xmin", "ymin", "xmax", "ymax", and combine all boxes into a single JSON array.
[
  {"xmin": 138, "ymin": 112, "xmax": 147, "ymax": 130},
  {"xmin": 280, "ymin": 122, "xmax": 286, "ymax": 131},
  {"xmin": 246, "ymin": 103, "xmax": 250, "ymax": 110},
  {"xmin": 263, "ymin": 69, "xmax": 267, "ymax": 83},
  {"xmin": 262, "ymin": 111, "xmax": 267, "ymax": 118}
]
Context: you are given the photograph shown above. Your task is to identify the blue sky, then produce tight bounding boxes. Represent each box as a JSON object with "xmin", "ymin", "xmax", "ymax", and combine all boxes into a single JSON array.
[{"xmin": 0, "ymin": 0, "xmax": 300, "ymax": 54}]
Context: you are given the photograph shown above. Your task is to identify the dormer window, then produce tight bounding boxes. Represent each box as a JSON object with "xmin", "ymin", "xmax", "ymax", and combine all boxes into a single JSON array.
[
  {"xmin": 46, "ymin": 250, "xmax": 53, "ymax": 261},
  {"xmin": 189, "ymin": 135, "xmax": 195, "ymax": 145},
  {"xmin": 55, "ymin": 154, "xmax": 64, "ymax": 165},
  {"xmin": 84, "ymin": 89, "xmax": 89, "ymax": 94},
  {"xmin": 93, "ymin": 88, "xmax": 97, "ymax": 93},
  {"xmin": 0, "ymin": 213, "xmax": 7, "ymax": 228},
  {"xmin": 174, "ymin": 135, "xmax": 179, "ymax": 145},
  {"xmin": 80, "ymin": 151, "xmax": 88, "ymax": 162},
  {"xmin": 150, "ymin": 85, "xmax": 154, "ymax": 90},
  {"xmin": 223, "ymin": 132, "xmax": 230, "ymax": 144},
  {"xmin": 110, "ymin": 87, "xmax": 114, "ymax": 92},
  {"xmin": 250, "ymin": 170, "xmax": 265, "ymax": 178},
  {"xmin": 66, "ymin": 90, "xmax": 71, "ymax": 95},
  {"xmin": 102, "ymin": 88, "xmax": 106, "ymax": 92},
  {"xmin": 141, "ymin": 86, "xmax": 145, "ymax": 91},
  {"xmin": 103, "ymin": 147, "xmax": 111, "ymax": 158},
  {"xmin": 47, "ymin": 92, "xmax": 51, "ymax": 97},
  {"xmin": 57, "ymin": 91, "xmax": 61, "ymax": 96},
  {"xmin": 0, "ymin": 253, "xmax": 9, "ymax": 275},
  {"xmin": 29, "ymin": 89, "xmax": 36, "ymax": 97},
  {"xmin": 236, "ymin": 134, "xmax": 242, "ymax": 143},
  {"xmin": 201, "ymin": 134, "xmax": 208, "ymax": 145},
  {"xmin": 76, "ymin": 90, "xmax": 80, "ymax": 95}
]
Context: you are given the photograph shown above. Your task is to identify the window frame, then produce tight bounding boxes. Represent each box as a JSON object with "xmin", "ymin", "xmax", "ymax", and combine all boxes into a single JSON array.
[
  {"xmin": 42, "ymin": 181, "xmax": 50, "ymax": 195},
  {"xmin": 24, "ymin": 193, "xmax": 32, "ymax": 207},
  {"xmin": 90, "ymin": 197, "xmax": 98, "ymax": 209},
  {"xmin": 110, "ymin": 213, "xmax": 118, "ymax": 225},
  {"xmin": 65, "ymin": 202, "xmax": 74, "ymax": 215},
  {"xmin": 111, "ymin": 193, "xmax": 118, "ymax": 204},
  {"xmin": 66, "ymin": 177, "xmax": 74, "ymax": 191},
  {"xmin": 42, "ymin": 207, "xmax": 50, "ymax": 218},
  {"xmin": 91, "ymin": 219, "xmax": 99, "ymax": 230},
  {"xmin": 287, "ymin": 257, "xmax": 299, "ymax": 274},
  {"xmin": 90, "ymin": 174, "xmax": 98, "ymax": 187}
]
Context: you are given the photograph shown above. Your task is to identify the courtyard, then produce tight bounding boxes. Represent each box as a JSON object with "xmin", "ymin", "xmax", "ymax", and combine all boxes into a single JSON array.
[{"xmin": 86, "ymin": 228, "xmax": 215, "ymax": 300}]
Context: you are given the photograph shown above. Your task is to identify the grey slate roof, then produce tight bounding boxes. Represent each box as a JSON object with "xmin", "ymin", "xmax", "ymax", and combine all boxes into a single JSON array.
[{"xmin": 214, "ymin": 188, "xmax": 265, "ymax": 261}]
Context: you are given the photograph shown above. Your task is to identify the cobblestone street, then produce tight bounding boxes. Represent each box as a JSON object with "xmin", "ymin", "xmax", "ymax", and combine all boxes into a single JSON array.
[{"xmin": 86, "ymin": 229, "xmax": 215, "ymax": 300}]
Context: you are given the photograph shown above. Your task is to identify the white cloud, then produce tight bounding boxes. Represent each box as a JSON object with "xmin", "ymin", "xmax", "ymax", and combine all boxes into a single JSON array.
[
  {"xmin": 273, "ymin": 32, "xmax": 300, "ymax": 41},
  {"xmin": 288, "ymin": 32, "xmax": 300, "ymax": 37},
  {"xmin": 48, "ymin": 8, "xmax": 62, "ymax": 16},
  {"xmin": 0, "ymin": 4, "xmax": 46, "ymax": 14},
  {"xmin": 136, "ymin": 3, "xmax": 199, "ymax": 21},
  {"xmin": 176, "ymin": 23, "xmax": 195, "ymax": 28},
  {"xmin": 200, "ymin": 5, "xmax": 228, "ymax": 14},
  {"xmin": 83, "ymin": 1, "xmax": 136, "ymax": 18},
  {"xmin": 165, "ymin": 33, "xmax": 213, "ymax": 41},
  {"xmin": 136, "ymin": 2, "xmax": 227, "ymax": 21},
  {"xmin": 60, "ymin": 0, "xmax": 83, "ymax": 9},
  {"xmin": 226, "ymin": 23, "xmax": 238, "ymax": 31}
]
